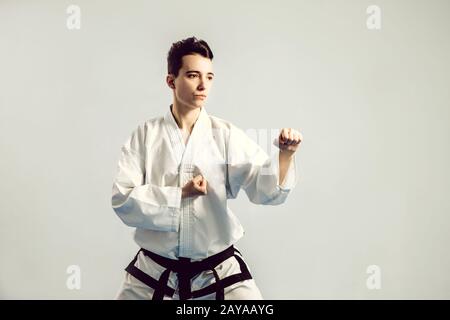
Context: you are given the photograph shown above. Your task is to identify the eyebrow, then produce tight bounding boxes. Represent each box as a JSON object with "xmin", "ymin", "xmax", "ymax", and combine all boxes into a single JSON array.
[{"xmin": 186, "ymin": 70, "xmax": 215, "ymax": 76}]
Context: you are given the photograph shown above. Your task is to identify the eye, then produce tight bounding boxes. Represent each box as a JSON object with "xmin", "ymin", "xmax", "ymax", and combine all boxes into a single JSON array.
[
  {"xmin": 208, "ymin": 77, "xmax": 213, "ymax": 80},
  {"xmin": 188, "ymin": 74, "xmax": 198, "ymax": 78}
]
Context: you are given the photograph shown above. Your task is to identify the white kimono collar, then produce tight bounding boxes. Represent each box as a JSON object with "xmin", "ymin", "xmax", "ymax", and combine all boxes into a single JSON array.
[{"xmin": 163, "ymin": 104, "xmax": 211, "ymax": 165}]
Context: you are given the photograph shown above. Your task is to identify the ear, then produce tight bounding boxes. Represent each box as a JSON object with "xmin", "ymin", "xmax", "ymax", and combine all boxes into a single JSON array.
[{"xmin": 166, "ymin": 74, "xmax": 176, "ymax": 89}]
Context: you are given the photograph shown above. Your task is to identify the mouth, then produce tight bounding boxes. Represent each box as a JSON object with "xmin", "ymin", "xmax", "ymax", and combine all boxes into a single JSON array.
[{"xmin": 194, "ymin": 95, "xmax": 207, "ymax": 99}]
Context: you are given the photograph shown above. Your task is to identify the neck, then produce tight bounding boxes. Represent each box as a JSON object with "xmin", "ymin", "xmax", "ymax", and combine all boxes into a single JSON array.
[{"xmin": 171, "ymin": 101, "xmax": 202, "ymax": 133}]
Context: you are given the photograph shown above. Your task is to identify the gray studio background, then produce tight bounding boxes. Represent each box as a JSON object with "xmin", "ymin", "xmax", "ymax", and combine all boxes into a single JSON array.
[{"xmin": 1, "ymin": 0, "xmax": 449, "ymax": 299}]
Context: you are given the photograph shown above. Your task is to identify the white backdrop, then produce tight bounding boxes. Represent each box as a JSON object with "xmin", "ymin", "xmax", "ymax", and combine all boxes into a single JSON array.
[{"xmin": 1, "ymin": 0, "xmax": 449, "ymax": 299}]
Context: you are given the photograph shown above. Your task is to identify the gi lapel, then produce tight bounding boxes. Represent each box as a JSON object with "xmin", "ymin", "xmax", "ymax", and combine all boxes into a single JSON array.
[
  {"xmin": 163, "ymin": 104, "xmax": 211, "ymax": 167},
  {"xmin": 164, "ymin": 104, "xmax": 186, "ymax": 165}
]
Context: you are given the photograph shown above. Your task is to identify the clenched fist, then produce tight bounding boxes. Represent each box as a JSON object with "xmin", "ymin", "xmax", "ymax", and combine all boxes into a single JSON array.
[
  {"xmin": 182, "ymin": 174, "xmax": 208, "ymax": 199},
  {"xmin": 277, "ymin": 128, "xmax": 303, "ymax": 156}
]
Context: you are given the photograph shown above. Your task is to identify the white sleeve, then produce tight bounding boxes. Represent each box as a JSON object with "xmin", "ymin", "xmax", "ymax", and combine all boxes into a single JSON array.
[
  {"xmin": 226, "ymin": 124, "xmax": 298, "ymax": 205},
  {"xmin": 111, "ymin": 129, "xmax": 182, "ymax": 232}
]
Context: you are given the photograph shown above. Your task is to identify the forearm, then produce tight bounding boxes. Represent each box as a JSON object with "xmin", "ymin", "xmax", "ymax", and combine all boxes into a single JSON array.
[{"xmin": 279, "ymin": 150, "xmax": 294, "ymax": 186}]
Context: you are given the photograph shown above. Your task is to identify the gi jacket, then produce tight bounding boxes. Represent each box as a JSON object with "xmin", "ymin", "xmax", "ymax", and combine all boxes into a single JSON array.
[{"xmin": 112, "ymin": 105, "xmax": 297, "ymax": 260}]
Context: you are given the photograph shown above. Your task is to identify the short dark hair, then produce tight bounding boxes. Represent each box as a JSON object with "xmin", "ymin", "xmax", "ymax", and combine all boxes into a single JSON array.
[{"xmin": 167, "ymin": 36, "xmax": 214, "ymax": 78}]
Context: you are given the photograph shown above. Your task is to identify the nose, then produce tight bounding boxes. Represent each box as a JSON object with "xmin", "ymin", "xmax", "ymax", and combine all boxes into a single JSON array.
[
  {"xmin": 197, "ymin": 75, "xmax": 209, "ymax": 90},
  {"xmin": 197, "ymin": 81, "xmax": 205, "ymax": 91}
]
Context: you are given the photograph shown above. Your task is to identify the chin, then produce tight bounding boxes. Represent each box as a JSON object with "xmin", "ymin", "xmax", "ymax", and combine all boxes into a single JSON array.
[{"xmin": 191, "ymin": 101, "xmax": 205, "ymax": 108}]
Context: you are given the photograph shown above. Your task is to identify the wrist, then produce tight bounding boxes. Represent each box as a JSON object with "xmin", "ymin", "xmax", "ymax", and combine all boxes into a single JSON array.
[{"xmin": 279, "ymin": 149, "xmax": 295, "ymax": 159}]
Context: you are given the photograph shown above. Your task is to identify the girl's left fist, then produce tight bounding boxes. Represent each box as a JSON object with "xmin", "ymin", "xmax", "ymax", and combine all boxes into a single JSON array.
[{"xmin": 277, "ymin": 128, "xmax": 303, "ymax": 154}]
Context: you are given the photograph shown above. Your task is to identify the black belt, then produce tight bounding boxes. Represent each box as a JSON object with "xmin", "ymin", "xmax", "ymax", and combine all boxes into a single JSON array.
[{"xmin": 124, "ymin": 245, "xmax": 253, "ymax": 300}]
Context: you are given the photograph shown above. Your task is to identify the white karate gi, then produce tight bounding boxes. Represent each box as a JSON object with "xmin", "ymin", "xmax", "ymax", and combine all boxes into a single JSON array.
[{"xmin": 112, "ymin": 104, "xmax": 297, "ymax": 300}]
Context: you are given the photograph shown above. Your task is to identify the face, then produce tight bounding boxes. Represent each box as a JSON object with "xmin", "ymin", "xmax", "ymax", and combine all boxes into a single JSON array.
[{"xmin": 167, "ymin": 53, "xmax": 214, "ymax": 110}]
